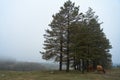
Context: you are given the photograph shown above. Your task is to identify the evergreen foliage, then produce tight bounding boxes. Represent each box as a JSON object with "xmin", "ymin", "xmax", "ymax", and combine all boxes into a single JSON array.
[{"xmin": 41, "ymin": 0, "xmax": 112, "ymax": 72}]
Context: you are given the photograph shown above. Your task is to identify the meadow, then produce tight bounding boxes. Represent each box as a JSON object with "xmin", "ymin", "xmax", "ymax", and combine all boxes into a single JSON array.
[{"xmin": 0, "ymin": 69, "xmax": 120, "ymax": 80}]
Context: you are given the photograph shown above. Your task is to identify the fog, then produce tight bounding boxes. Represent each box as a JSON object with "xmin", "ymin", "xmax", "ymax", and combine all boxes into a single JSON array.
[{"xmin": 0, "ymin": 0, "xmax": 120, "ymax": 64}]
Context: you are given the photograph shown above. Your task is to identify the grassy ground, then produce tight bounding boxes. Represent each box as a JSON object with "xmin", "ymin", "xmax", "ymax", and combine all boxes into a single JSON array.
[{"xmin": 0, "ymin": 69, "xmax": 120, "ymax": 80}]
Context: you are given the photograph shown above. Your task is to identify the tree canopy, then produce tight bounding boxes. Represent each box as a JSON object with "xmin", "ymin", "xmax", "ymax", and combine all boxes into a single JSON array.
[{"xmin": 40, "ymin": 0, "xmax": 112, "ymax": 72}]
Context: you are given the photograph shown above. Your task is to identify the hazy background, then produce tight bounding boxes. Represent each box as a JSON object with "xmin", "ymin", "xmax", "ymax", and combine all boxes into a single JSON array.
[{"xmin": 0, "ymin": 0, "xmax": 120, "ymax": 64}]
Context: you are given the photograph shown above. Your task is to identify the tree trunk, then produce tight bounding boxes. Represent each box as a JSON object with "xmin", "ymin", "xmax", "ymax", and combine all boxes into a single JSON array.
[
  {"xmin": 86, "ymin": 60, "xmax": 89, "ymax": 72},
  {"xmin": 59, "ymin": 34, "xmax": 63, "ymax": 71},
  {"xmin": 66, "ymin": 14, "xmax": 70, "ymax": 72},
  {"xmin": 93, "ymin": 60, "xmax": 96, "ymax": 71},
  {"xmin": 66, "ymin": 50, "xmax": 70, "ymax": 72},
  {"xmin": 59, "ymin": 50, "xmax": 62, "ymax": 71},
  {"xmin": 73, "ymin": 56, "xmax": 77, "ymax": 70},
  {"xmin": 82, "ymin": 59, "xmax": 85, "ymax": 74}
]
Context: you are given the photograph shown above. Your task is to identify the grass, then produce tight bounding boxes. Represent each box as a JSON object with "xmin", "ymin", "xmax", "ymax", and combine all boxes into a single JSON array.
[{"xmin": 0, "ymin": 69, "xmax": 120, "ymax": 80}]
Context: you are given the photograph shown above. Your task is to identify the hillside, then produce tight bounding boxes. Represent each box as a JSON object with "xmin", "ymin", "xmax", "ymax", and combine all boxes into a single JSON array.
[{"xmin": 0, "ymin": 60, "xmax": 59, "ymax": 71}]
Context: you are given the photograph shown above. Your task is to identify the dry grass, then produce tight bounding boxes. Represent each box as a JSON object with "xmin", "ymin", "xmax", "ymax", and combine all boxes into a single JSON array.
[{"xmin": 0, "ymin": 69, "xmax": 120, "ymax": 80}]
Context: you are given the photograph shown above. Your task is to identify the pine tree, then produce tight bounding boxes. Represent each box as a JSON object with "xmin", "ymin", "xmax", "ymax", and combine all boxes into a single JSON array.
[
  {"xmin": 85, "ymin": 8, "xmax": 112, "ymax": 69},
  {"xmin": 70, "ymin": 8, "xmax": 112, "ymax": 71},
  {"xmin": 41, "ymin": 0, "xmax": 80, "ymax": 72},
  {"xmin": 61, "ymin": 0, "xmax": 80, "ymax": 72},
  {"xmin": 41, "ymin": 1, "xmax": 112, "ymax": 72}
]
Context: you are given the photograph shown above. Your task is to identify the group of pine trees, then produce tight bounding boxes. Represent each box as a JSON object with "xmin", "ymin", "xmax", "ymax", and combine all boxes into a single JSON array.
[{"xmin": 40, "ymin": 0, "xmax": 112, "ymax": 72}]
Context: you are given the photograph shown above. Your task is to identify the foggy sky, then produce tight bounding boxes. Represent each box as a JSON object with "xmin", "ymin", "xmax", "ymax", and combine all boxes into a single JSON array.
[{"xmin": 0, "ymin": 0, "xmax": 120, "ymax": 64}]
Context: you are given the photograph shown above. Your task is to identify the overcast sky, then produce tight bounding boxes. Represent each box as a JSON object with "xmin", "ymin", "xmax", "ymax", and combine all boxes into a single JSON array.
[{"xmin": 0, "ymin": 0, "xmax": 120, "ymax": 64}]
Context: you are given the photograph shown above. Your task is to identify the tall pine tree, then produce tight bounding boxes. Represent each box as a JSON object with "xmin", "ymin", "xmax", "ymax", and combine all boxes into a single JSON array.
[
  {"xmin": 70, "ymin": 8, "xmax": 112, "ymax": 71},
  {"xmin": 41, "ymin": 1, "xmax": 112, "ymax": 72},
  {"xmin": 41, "ymin": 0, "xmax": 80, "ymax": 72}
]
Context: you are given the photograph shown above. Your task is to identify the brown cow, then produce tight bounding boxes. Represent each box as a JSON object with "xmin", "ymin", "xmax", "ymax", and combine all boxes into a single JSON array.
[
  {"xmin": 87, "ymin": 65, "xmax": 94, "ymax": 72},
  {"xmin": 97, "ymin": 65, "xmax": 105, "ymax": 73}
]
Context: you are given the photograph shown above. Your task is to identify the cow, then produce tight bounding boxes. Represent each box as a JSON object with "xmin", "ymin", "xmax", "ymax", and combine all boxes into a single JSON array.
[
  {"xmin": 87, "ymin": 65, "xmax": 94, "ymax": 72},
  {"xmin": 97, "ymin": 65, "xmax": 105, "ymax": 74}
]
